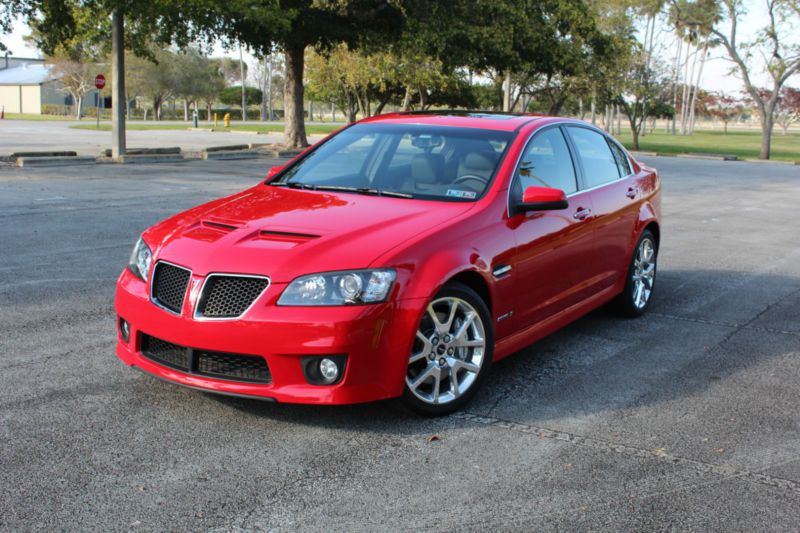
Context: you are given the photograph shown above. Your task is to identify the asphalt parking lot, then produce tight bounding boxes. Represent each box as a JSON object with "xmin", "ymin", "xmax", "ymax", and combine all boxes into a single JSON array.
[{"xmin": 1, "ymin": 155, "xmax": 799, "ymax": 531}]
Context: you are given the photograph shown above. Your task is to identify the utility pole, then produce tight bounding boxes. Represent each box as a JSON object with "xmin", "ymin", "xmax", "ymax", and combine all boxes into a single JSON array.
[
  {"xmin": 239, "ymin": 44, "xmax": 247, "ymax": 123},
  {"xmin": 267, "ymin": 54, "xmax": 273, "ymax": 121},
  {"xmin": 111, "ymin": 10, "xmax": 126, "ymax": 159}
]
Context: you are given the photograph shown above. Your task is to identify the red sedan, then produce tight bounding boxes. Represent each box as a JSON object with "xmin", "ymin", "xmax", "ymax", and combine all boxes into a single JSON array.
[{"xmin": 115, "ymin": 112, "xmax": 660, "ymax": 415}]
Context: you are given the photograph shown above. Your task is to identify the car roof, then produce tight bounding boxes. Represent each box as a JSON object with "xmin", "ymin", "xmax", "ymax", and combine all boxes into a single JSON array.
[{"xmin": 357, "ymin": 111, "xmax": 549, "ymax": 132}]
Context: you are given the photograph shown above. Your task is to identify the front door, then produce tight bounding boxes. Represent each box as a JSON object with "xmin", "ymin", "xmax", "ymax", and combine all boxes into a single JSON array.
[{"xmin": 508, "ymin": 126, "xmax": 596, "ymax": 331}]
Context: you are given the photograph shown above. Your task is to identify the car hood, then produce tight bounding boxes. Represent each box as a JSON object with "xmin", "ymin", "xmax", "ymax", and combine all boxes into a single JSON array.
[{"xmin": 145, "ymin": 185, "xmax": 474, "ymax": 282}]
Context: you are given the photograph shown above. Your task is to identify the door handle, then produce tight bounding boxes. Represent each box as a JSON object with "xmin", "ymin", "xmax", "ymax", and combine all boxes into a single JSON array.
[
  {"xmin": 626, "ymin": 187, "xmax": 638, "ymax": 199},
  {"xmin": 573, "ymin": 207, "xmax": 592, "ymax": 221}
]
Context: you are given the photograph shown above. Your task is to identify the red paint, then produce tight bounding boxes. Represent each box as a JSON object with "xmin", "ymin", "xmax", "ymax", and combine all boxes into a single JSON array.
[
  {"xmin": 521, "ymin": 186, "xmax": 567, "ymax": 205},
  {"xmin": 115, "ymin": 113, "xmax": 660, "ymax": 404},
  {"xmin": 94, "ymin": 74, "xmax": 106, "ymax": 90}
]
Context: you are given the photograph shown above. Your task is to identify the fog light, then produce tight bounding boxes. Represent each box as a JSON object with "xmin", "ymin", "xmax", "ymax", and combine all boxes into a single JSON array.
[
  {"xmin": 118, "ymin": 317, "xmax": 130, "ymax": 343},
  {"xmin": 301, "ymin": 355, "xmax": 346, "ymax": 385},
  {"xmin": 319, "ymin": 358, "xmax": 339, "ymax": 383}
]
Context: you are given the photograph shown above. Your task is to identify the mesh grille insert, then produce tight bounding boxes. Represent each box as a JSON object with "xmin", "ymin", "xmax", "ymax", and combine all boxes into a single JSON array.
[
  {"xmin": 152, "ymin": 262, "xmax": 191, "ymax": 313},
  {"xmin": 197, "ymin": 351, "xmax": 271, "ymax": 383},
  {"xmin": 197, "ymin": 275, "xmax": 269, "ymax": 318},
  {"xmin": 139, "ymin": 334, "xmax": 271, "ymax": 384},
  {"xmin": 141, "ymin": 334, "xmax": 189, "ymax": 370}
]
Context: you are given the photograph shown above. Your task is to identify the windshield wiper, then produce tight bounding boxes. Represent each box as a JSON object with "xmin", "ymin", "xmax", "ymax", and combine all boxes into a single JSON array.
[
  {"xmin": 270, "ymin": 181, "xmax": 317, "ymax": 190},
  {"xmin": 271, "ymin": 182, "xmax": 412, "ymax": 198},
  {"xmin": 308, "ymin": 185, "xmax": 413, "ymax": 199}
]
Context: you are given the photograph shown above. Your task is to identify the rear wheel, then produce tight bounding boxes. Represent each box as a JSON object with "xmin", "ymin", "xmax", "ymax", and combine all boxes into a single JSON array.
[
  {"xmin": 402, "ymin": 283, "xmax": 493, "ymax": 416},
  {"xmin": 613, "ymin": 229, "xmax": 658, "ymax": 317}
]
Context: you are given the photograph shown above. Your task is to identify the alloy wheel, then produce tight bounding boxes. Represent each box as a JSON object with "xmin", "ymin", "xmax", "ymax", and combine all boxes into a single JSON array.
[
  {"xmin": 632, "ymin": 237, "xmax": 656, "ymax": 309},
  {"xmin": 405, "ymin": 297, "xmax": 486, "ymax": 406}
]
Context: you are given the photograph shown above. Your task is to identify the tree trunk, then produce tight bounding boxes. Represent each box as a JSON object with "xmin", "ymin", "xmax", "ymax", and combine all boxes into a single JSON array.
[
  {"xmin": 76, "ymin": 95, "xmax": 83, "ymax": 120},
  {"xmin": 578, "ymin": 97, "xmax": 584, "ymax": 119},
  {"xmin": 590, "ymin": 95, "xmax": 596, "ymax": 125},
  {"xmin": 345, "ymin": 90, "xmax": 357, "ymax": 123},
  {"xmin": 630, "ymin": 119, "xmax": 640, "ymax": 150},
  {"xmin": 183, "ymin": 100, "xmax": 189, "ymax": 121},
  {"xmin": 330, "ymin": 102, "xmax": 335, "ymax": 122},
  {"xmin": 671, "ymin": 37, "xmax": 682, "ymax": 136},
  {"xmin": 759, "ymin": 108, "xmax": 773, "ymax": 160},
  {"xmin": 401, "ymin": 86, "xmax": 412, "ymax": 111},
  {"xmin": 688, "ymin": 42, "xmax": 709, "ymax": 135},
  {"xmin": 283, "ymin": 44, "xmax": 308, "ymax": 148},
  {"xmin": 503, "ymin": 70, "xmax": 512, "ymax": 112}
]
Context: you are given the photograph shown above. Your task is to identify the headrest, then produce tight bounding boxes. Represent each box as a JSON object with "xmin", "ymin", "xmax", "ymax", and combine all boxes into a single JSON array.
[
  {"xmin": 411, "ymin": 153, "xmax": 444, "ymax": 183},
  {"xmin": 461, "ymin": 152, "xmax": 496, "ymax": 172}
]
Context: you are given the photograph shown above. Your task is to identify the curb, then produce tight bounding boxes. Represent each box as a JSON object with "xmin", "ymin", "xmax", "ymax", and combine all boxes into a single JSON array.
[
  {"xmin": 201, "ymin": 150, "xmax": 264, "ymax": 160},
  {"xmin": 9, "ymin": 151, "xmax": 78, "ymax": 160},
  {"xmin": 115, "ymin": 154, "xmax": 185, "ymax": 164},
  {"xmin": 16, "ymin": 156, "xmax": 95, "ymax": 167},
  {"xmin": 203, "ymin": 144, "xmax": 251, "ymax": 153},
  {"xmin": 102, "ymin": 147, "xmax": 180, "ymax": 157}
]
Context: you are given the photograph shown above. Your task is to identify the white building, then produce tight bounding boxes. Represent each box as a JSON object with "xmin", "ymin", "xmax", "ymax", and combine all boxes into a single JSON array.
[{"xmin": 0, "ymin": 56, "xmax": 100, "ymax": 115}]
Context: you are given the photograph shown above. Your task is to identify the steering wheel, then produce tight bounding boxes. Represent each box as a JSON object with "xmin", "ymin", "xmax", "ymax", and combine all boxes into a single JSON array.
[{"xmin": 454, "ymin": 174, "xmax": 489, "ymax": 186}]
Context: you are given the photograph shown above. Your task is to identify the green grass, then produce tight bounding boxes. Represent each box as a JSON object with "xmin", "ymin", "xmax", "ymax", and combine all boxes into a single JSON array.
[
  {"xmin": 613, "ymin": 128, "xmax": 800, "ymax": 162},
  {"xmin": 69, "ymin": 122, "xmax": 341, "ymax": 134},
  {"xmin": 5, "ymin": 113, "xmax": 77, "ymax": 121}
]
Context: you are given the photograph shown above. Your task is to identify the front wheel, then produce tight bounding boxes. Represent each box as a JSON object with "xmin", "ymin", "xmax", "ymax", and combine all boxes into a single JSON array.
[
  {"xmin": 402, "ymin": 282, "xmax": 493, "ymax": 416},
  {"xmin": 612, "ymin": 229, "xmax": 658, "ymax": 317}
]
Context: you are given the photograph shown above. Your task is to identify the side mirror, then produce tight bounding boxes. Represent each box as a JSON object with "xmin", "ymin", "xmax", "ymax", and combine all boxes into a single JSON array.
[
  {"xmin": 517, "ymin": 186, "xmax": 568, "ymax": 213},
  {"xmin": 267, "ymin": 165, "xmax": 285, "ymax": 179}
]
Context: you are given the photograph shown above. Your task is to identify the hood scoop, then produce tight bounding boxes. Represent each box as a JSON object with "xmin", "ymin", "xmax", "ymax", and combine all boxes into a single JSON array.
[
  {"xmin": 181, "ymin": 219, "xmax": 243, "ymax": 242},
  {"xmin": 258, "ymin": 230, "xmax": 320, "ymax": 245}
]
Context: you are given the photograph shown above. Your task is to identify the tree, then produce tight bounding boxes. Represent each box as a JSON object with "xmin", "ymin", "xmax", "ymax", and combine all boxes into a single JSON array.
[
  {"xmin": 706, "ymin": 92, "xmax": 743, "ymax": 134},
  {"xmin": 774, "ymin": 87, "xmax": 800, "ymax": 134},
  {"xmin": 172, "ymin": 47, "xmax": 223, "ymax": 121},
  {"xmin": 219, "ymin": 86, "xmax": 263, "ymax": 108},
  {"xmin": 206, "ymin": 1, "xmax": 404, "ymax": 148},
  {"xmin": 685, "ymin": 0, "xmax": 800, "ymax": 159},
  {"xmin": 46, "ymin": 53, "xmax": 99, "ymax": 120},
  {"xmin": 125, "ymin": 49, "xmax": 176, "ymax": 120}
]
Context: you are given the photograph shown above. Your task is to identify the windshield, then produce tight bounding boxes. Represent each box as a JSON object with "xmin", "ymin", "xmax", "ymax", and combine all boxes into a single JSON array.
[{"xmin": 271, "ymin": 123, "xmax": 513, "ymax": 201}]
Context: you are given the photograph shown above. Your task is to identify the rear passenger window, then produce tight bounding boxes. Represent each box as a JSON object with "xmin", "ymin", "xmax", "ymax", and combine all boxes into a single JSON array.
[
  {"xmin": 516, "ymin": 128, "xmax": 577, "ymax": 194},
  {"xmin": 567, "ymin": 127, "xmax": 621, "ymax": 188},
  {"xmin": 608, "ymin": 141, "xmax": 631, "ymax": 176}
]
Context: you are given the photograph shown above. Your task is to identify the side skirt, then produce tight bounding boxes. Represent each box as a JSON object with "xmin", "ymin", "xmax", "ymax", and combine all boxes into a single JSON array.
[{"xmin": 493, "ymin": 283, "xmax": 622, "ymax": 361}]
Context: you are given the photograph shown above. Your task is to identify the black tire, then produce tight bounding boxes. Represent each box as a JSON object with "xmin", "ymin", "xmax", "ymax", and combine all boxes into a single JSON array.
[
  {"xmin": 401, "ymin": 282, "xmax": 493, "ymax": 416},
  {"xmin": 612, "ymin": 229, "xmax": 658, "ymax": 317}
]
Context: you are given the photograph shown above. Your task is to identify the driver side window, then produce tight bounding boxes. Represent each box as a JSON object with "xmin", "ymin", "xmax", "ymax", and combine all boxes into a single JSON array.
[{"xmin": 516, "ymin": 128, "xmax": 577, "ymax": 195}]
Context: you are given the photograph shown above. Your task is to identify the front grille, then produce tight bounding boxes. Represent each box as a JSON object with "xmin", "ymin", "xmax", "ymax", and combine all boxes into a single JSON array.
[
  {"xmin": 196, "ymin": 275, "xmax": 269, "ymax": 318},
  {"xmin": 152, "ymin": 262, "xmax": 191, "ymax": 314},
  {"xmin": 139, "ymin": 333, "xmax": 271, "ymax": 384},
  {"xmin": 141, "ymin": 334, "xmax": 189, "ymax": 370}
]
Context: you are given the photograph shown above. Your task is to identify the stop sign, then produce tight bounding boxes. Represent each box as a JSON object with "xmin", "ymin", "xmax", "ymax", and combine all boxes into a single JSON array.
[{"xmin": 94, "ymin": 74, "xmax": 106, "ymax": 90}]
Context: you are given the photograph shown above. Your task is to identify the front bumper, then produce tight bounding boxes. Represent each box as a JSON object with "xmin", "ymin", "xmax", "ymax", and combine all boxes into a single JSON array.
[{"xmin": 114, "ymin": 268, "xmax": 423, "ymax": 404}]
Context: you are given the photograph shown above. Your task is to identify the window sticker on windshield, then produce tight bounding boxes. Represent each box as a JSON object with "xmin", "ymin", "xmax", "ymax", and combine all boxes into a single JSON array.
[{"xmin": 446, "ymin": 189, "xmax": 477, "ymax": 199}]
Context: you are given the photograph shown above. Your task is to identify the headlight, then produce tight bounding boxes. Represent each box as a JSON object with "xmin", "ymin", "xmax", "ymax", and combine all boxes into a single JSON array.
[
  {"xmin": 128, "ymin": 236, "xmax": 152, "ymax": 282},
  {"xmin": 278, "ymin": 269, "xmax": 396, "ymax": 306}
]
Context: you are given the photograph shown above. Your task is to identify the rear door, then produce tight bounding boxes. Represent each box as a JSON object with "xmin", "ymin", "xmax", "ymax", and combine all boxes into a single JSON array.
[
  {"xmin": 565, "ymin": 126, "xmax": 639, "ymax": 292},
  {"xmin": 508, "ymin": 126, "xmax": 596, "ymax": 330}
]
